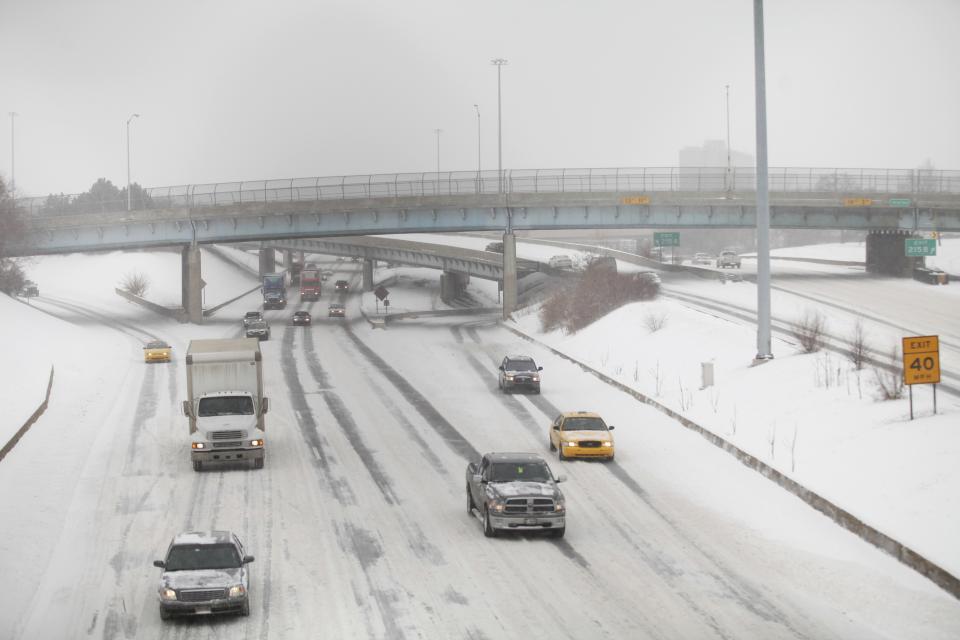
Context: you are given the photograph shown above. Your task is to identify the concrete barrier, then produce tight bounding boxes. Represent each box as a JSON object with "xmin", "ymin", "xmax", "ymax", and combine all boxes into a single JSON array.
[{"xmin": 0, "ymin": 367, "xmax": 54, "ymax": 463}]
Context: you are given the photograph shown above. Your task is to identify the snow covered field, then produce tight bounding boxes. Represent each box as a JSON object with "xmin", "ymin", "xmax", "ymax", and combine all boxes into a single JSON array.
[{"xmin": 1, "ymin": 240, "xmax": 958, "ymax": 638}]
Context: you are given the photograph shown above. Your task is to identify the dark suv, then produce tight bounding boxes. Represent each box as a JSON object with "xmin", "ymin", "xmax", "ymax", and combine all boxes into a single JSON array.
[
  {"xmin": 498, "ymin": 356, "xmax": 543, "ymax": 394},
  {"xmin": 153, "ymin": 530, "xmax": 254, "ymax": 620}
]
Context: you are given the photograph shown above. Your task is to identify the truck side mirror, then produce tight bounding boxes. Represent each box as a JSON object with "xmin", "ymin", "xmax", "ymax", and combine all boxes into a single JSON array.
[
  {"xmin": 181, "ymin": 400, "xmax": 191, "ymax": 418},
  {"xmin": 555, "ymin": 473, "xmax": 567, "ymax": 483},
  {"xmin": 467, "ymin": 462, "xmax": 477, "ymax": 474},
  {"xmin": 153, "ymin": 560, "xmax": 165, "ymax": 568},
  {"xmin": 538, "ymin": 366, "xmax": 543, "ymax": 371},
  {"xmin": 242, "ymin": 555, "xmax": 255, "ymax": 564},
  {"xmin": 498, "ymin": 365, "xmax": 504, "ymax": 371},
  {"xmin": 552, "ymin": 424, "xmax": 560, "ymax": 430}
]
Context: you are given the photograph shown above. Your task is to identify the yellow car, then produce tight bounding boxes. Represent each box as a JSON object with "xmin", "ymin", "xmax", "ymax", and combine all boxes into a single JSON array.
[
  {"xmin": 143, "ymin": 340, "xmax": 172, "ymax": 363},
  {"xmin": 549, "ymin": 411, "xmax": 615, "ymax": 461}
]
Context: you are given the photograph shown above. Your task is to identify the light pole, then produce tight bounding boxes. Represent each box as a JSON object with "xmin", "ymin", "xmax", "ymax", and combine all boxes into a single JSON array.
[
  {"xmin": 491, "ymin": 58, "xmax": 508, "ymax": 194},
  {"xmin": 433, "ymin": 128, "xmax": 443, "ymax": 194},
  {"xmin": 725, "ymin": 84, "xmax": 732, "ymax": 195},
  {"xmin": 473, "ymin": 104, "xmax": 481, "ymax": 192},
  {"xmin": 126, "ymin": 113, "xmax": 140, "ymax": 211},
  {"xmin": 8, "ymin": 112, "xmax": 16, "ymax": 197},
  {"xmin": 753, "ymin": 0, "xmax": 772, "ymax": 360}
]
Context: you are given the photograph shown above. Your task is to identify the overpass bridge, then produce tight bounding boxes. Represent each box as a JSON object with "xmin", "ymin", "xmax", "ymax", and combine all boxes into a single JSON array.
[{"xmin": 10, "ymin": 166, "xmax": 960, "ymax": 322}]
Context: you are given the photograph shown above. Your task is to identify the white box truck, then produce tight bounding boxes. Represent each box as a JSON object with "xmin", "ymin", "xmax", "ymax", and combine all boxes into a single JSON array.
[{"xmin": 182, "ymin": 338, "xmax": 268, "ymax": 471}]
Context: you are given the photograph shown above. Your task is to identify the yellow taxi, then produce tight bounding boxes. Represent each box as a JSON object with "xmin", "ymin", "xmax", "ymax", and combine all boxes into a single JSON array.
[
  {"xmin": 143, "ymin": 340, "xmax": 172, "ymax": 363},
  {"xmin": 549, "ymin": 411, "xmax": 615, "ymax": 461}
]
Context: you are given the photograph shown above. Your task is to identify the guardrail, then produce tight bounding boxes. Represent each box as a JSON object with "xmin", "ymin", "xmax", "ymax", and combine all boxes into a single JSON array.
[{"xmin": 17, "ymin": 166, "xmax": 960, "ymax": 216}]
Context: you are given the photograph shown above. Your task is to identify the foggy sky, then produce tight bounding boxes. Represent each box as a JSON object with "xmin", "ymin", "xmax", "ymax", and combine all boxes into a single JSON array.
[{"xmin": 2, "ymin": 0, "xmax": 958, "ymax": 197}]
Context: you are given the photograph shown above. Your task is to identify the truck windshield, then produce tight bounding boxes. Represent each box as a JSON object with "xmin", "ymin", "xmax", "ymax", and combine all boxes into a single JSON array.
[
  {"xmin": 165, "ymin": 544, "xmax": 241, "ymax": 571},
  {"xmin": 506, "ymin": 360, "xmax": 537, "ymax": 372},
  {"xmin": 489, "ymin": 462, "xmax": 551, "ymax": 483},
  {"xmin": 198, "ymin": 396, "xmax": 254, "ymax": 417}
]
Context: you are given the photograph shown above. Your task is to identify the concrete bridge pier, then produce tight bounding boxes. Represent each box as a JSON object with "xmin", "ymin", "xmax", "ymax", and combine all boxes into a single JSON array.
[
  {"xmin": 502, "ymin": 232, "xmax": 517, "ymax": 320},
  {"xmin": 865, "ymin": 230, "xmax": 924, "ymax": 276},
  {"xmin": 440, "ymin": 271, "xmax": 469, "ymax": 303},
  {"xmin": 258, "ymin": 248, "xmax": 276, "ymax": 276},
  {"xmin": 362, "ymin": 259, "xmax": 374, "ymax": 291},
  {"xmin": 181, "ymin": 245, "xmax": 203, "ymax": 324}
]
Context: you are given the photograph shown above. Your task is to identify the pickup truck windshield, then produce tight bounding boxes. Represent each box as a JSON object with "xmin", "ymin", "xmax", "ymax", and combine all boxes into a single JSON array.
[
  {"xmin": 165, "ymin": 544, "xmax": 241, "ymax": 571},
  {"xmin": 198, "ymin": 396, "xmax": 254, "ymax": 417},
  {"xmin": 489, "ymin": 462, "xmax": 550, "ymax": 483}
]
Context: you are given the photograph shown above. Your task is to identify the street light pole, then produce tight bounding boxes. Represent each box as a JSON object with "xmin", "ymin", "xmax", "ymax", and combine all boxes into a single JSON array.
[
  {"xmin": 753, "ymin": 0, "xmax": 773, "ymax": 360},
  {"xmin": 491, "ymin": 58, "xmax": 508, "ymax": 194},
  {"xmin": 126, "ymin": 113, "xmax": 140, "ymax": 211},
  {"xmin": 473, "ymin": 104, "xmax": 481, "ymax": 192},
  {"xmin": 8, "ymin": 112, "xmax": 16, "ymax": 197},
  {"xmin": 725, "ymin": 84, "xmax": 732, "ymax": 195},
  {"xmin": 434, "ymin": 128, "xmax": 442, "ymax": 194}
]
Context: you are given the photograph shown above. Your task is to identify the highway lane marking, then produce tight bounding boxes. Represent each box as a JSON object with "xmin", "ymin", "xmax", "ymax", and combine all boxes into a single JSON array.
[{"xmin": 312, "ymin": 445, "xmax": 321, "ymax": 460}]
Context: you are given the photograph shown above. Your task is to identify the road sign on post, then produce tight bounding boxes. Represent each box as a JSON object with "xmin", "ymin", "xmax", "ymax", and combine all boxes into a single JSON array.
[
  {"xmin": 902, "ymin": 335, "xmax": 940, "ymax": 420},
  {"xmin": 889, "ymin": 198, "xmax": 912, "ymax": 207},
  {"xmin": 374, "ymin": 286, "xmax": 389, "ymax": 301},
  {"xmin": 905, "ymin": 239, "xmax": 937, "ymax": 257},
  {"xmin": 653, "ymin": 232, "xmax": 679, "ymax": 247}
]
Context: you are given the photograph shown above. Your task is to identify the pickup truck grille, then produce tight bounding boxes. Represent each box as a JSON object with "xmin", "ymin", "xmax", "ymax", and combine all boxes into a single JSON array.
[
  {"xmin": 578, "ymin": 440, "xmax": 602, "ymax": 448},
  {"xmin": 213, "ymin": 441, "xmax": 242, "ymax": 449},
  {"xmin": 179, "ymin": 588, "xmax": 227, "ymax": 602},
  {"xmin": 212, "ymin": 431, "xmax": 243, "ymax": 440},
  {"xmin": 504, "ymin": 497, "xmax": 555, "ymax": 514}
]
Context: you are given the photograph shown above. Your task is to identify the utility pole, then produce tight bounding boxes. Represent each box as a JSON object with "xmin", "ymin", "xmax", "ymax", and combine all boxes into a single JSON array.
[{"xmin": 491, "ymin": 58, "xmax": 508, "ymax": 194}]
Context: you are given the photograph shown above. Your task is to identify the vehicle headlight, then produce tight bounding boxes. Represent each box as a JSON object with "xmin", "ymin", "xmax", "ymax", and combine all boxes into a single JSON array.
[
  {"xmin": 191, "ymin": 442, "xmax": 205, "ymax": 449},
  {"xmin": 554, "ymin": 502, "xmax": 566, "ymax": 513},
  {"xmin": 250, "ymin": 439, "xmax": 264, "ymax": 447},
  {"xmin": 532, "ymin": 376, "xmax": 540, "ymax": 382},
  {"xmin": 603, "ymin": 441, "xmax": 613, "ymax": 447},
  {"xmin": 229, "ymin": 585, "xmax": 246, "ymax": 598},
  {"xmin": 487, "ymin": 498, "xmax": 505, "ymax": 512},
  {"xmin": 504, "ymin": 375, "xmax": 514, "ymax": 380},
  {"xmin": 563, "ymin": 441, "xmax": 578, "ymax": 447},
  {"xmin": 161, "ymin": 588, "xmax": 177, "ymax": 601}
]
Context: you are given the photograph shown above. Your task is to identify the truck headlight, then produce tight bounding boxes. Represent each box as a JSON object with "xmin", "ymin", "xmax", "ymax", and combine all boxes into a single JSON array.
[
  {"xmin": 487, "ymin": 499, "xmax": 505, "ymax": 512},
  {"xmin": 191, "ymin": 442, "xmax": 205, "ymax": 450},
  {"xmin": 504, "ymin": 375, "xmax": 514, "ymax": 380},
  {"xmin": 228, "ymin": 585, "xmax": 246, "ymax": 598},
  {"xmin": 250, "ymin": 439, "xmax": 264, "ymax": 447},
  {"xmin": 160, "ymin": 588, "xmax": 177, "ymax": 601},
  {"xmin": 532, "ymin": 376, "xmax": 540, "ymax": 382},
  {"xmin": 554, "ymin": 502, "xmax": 566, "ymax": 513}
]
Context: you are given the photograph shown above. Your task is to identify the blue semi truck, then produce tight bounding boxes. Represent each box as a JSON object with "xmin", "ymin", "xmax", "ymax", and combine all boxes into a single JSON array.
[{"xmin": 262, "ymin": 273, "xmax": 287, "ymax": 310}]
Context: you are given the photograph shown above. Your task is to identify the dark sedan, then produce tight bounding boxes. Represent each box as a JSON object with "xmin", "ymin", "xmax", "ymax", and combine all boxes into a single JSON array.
[{"xmin": 292, "ymin": 311, "xmax": 312, "ymax": 326}]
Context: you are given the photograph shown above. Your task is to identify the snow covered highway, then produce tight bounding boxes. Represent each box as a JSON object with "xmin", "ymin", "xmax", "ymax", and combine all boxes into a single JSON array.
[{"xmin": 2, "ymin": 252, "xmax": 959, "ymax": 639}]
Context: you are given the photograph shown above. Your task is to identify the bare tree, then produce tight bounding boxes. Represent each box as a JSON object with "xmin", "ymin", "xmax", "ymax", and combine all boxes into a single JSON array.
[
  {"xmin": 120, "ymin": 271, "xmax": 150, "ymax": 297},
  {"xmin": 0, "ymin": 176, "xmax": 29, "ymax": 295},
  {"xmin": 847, "ymin": 318, "xmax": 869, "ymax": 370},
  {"xmin": 873, "ymin": 345, "xmax": 905, "ymax": 400},
  {"xmin": 792, "ymin": 310, "xmax": 827, "ymax": 353}
]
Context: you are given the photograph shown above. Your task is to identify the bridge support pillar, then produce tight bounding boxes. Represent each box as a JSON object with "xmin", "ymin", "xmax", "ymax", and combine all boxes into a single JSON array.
[
  {"xmin": 502, "ymin": 232, "xmax": 517, "ymax": 320},
  {"xmin": 181, "ymin": 245, "xmax": 203, "ymax": 324},
  {"xmin": 362, "ymin": 259, "xmax": 375, "ymax": 291},
  {"xmin": 865, "ymin": 230, "xmax": 922, "ymax": 276},
  {"xmin": 440, "ymin": 271, "xmax": 469, "ymax": 304},
  {"xmin": 258, "ymin": 248, "xmax": 276, "ymax": 276}
]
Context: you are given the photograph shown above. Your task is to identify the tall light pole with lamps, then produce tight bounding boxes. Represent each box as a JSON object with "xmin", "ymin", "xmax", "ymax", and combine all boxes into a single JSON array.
[
  {"xmin": 126, "ymin": 113, "xmax": 140, "ymax": 211},
  {"xmin": 725, "ymin": 84, "xmax": 732, "ymax": 196},
  {"xmin": 433, "ymin": 128, "xmax": 442, "ymax": 194},
  {"xmin": 8, "ymin": 112, "xmax": 17, "ymax": 197},
  {"xmin": 491, "ymin": 58, "xmax": 507, "ymax": 194},
  {"xmin": 473, "ymin": 104, "xmax": 481, "ymax": 192}
]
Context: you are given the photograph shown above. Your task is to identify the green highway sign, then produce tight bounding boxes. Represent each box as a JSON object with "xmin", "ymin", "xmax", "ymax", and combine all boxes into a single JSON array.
[
  {"xmin": 905, "ymin": 238, "xmax": 936, "ymax": 257},
  {"xmin": 654, "ymin": 232, "xmax": 680, "ymax": 247},
  {"xmin": 889, "ymin": 198, "xmax": 912, "ymax": 207}
]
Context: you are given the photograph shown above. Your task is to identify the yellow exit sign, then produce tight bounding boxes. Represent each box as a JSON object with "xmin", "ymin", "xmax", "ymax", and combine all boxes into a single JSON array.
[
  {"xmin": 843, "ymin": 198, "xmax": 873, "ymax": 206},
  {"xmin": 621, "ymin": 196, "xmax": 650, "ymax": 205},
  {"xmin": 902, "ymin": 335, "xmax": 941, "ymax": 385}
]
